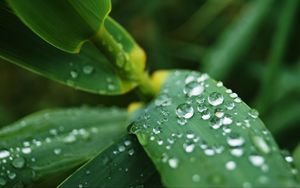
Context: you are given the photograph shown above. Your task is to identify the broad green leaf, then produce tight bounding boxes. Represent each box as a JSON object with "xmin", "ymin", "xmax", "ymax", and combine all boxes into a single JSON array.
[
  {"xmin": 0, "ymin": 107, "xmax": 127, "ymax": 187},
  {"xmin": 130, "ymin": 70, "xmax": 300, "ymax": 187},
  {"xmin": 0, "ymin": 4, "xmax": 135, "ymax": 95},
  {"xmin": 59, "ymin": 135, "xmax": 162, "ymax": 188},
  {"xmin": 7, "ymin": 0, "xmax": 111, "ymax": 53},
  {"xmin": 202, "ymin": 0, "xmax": 273, "ymax": 80}
]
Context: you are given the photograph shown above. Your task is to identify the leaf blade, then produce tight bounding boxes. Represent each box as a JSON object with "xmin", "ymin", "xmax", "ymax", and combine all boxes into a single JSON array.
[
  {"xmin": 0, "ymin": 107, "xmax": 128, "ymax": 187},
  {"xmin": 131, "ymin": 70, "xmax": 299, "ymax": 187}
]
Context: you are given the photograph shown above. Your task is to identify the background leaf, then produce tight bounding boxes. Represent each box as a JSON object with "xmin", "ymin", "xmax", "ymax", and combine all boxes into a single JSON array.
[
  {"xmin": 0, "ymin": 107, "xmax": 127, "ymax": 187},
  {"xmin": 7, "ymin": 0, "xmax": 111, "ymax": 53},
  {"xmin": 0, "ymin": 4, "xmax": 135, "ymax": 95},
  {"xmin": 59, "ymin": 134, "xmax": 162, "ymax": 188},
  {"xmin": 130, "ymin": 70, "xmax": 299, "ymax": 187}
]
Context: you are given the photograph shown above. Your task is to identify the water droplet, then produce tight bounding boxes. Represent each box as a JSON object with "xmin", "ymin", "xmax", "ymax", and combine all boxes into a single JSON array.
[
  {"xmin": 155, "ymin": 94, "xmax": 172, "ymax": 107},
  {"xmin": 197, "ymin": 104, "xmax": 207, "ymax": 113},
  {"xmin": 118, "ymin": 145, "xmax": 126, "ymax": 152},
  {"xmin": 157, "ymin": 139, "xmax": 164, "ymax": 146},
  {"xmin": 168, "ymin": 157, "xmax": 179, "ymax": 169},
  {"xmin": 249, "ymin": 154, "xmax": 265, "ymax": 167},
  {"xmin": 186, "ymin": 131, "xmax": 195, "ymax": 139},
  {"xmin": 124, "ymin": 140, "xmax": 131, "ymax": 146},
  {"xmin": 227, "ymin": 133, "xmax": 245, "ymax": 147},
  {"xmin": 116, "ymin": 53, "xmax": 128, "ymax": 67},
  {"xmin": 217, "ymin": 81, "xmax": 223, "ymax": 87},
  {"xmin": 0, "ymin": 177, "xmax": 6, "ymax": 186},
  {"xmin": 251, "ymin": 136, "xmax": 270, "ymax": 154},
  {"xmin": 225, "ymin": 101, "xmax": 235, "ymax": 110},
  {"xmin": 152, "ymin": 127, "xmax": 161, "ymax": 135},
  {"xmin": 210, "ymin": 117, "xmax": 223, "ymax": 129},
  {"xmin": 82, "ymin": 65, "xmax": 94, "ymax": 75},
  {"xmin": 248, "ymin": 109, "xmax": 259, "ymax": 119},
  {"xmin": 176, "ymin": 103, "xmax": 194, "ymax": 119},
  {"xmin": 128, "ymin": 149, "xmax": 135, "ymax": 156},
  {"xmin": 184, "ymin": 81, "xmax": 204, "ymax": 97},
  {"xmin": 192, "ymin": 174, "xmax": 201, "ymax": 182},
  {"xmin": 0, "ymin": 149, "xmax": 10, "ymax": 159},
  {"xmin": 214, "ymin": 108, "xmax": 224, "ymax": 118},
  {"xmin": 225, "ymin": 161, "xmax": 236, "ymax": 170},
  {"xmin": 54, "ymin": 148, "xmax": 62, "ymax": 155},
  {"xmin": 230, "ymin": 148, "xmax": 244, "ymax": 157},
  {"xmin": 63, "ymin": 134, "xmax": 77, "ymax": 144},
  {"xmin": 183, "ymin": 142, "xmax": 195, "ymax": 153},
  {"xmin": 70, "ymin": 70, "xmax": 78, "ymax": 79},
  {"xmin": 222, "ymin": 114, "xmax": 233, "ymax": 125},
  {"xmin": 22, "ymin": 147, "xmax": 32, "ymax": 154},
  {"xmin": 200, "ymin": 109, "xmax": 211, "ymax": 120},
  {"xmin": 204, "ymin": 147, "xmax": 215, "ymax": 156},
  {"xmin": 208, "ymin": 92, "xmax": 224, "ymax": 106},
  {"xmin": 177, "ymin": 118, "xmax": 187, "ymax": 126},
  {"xmin": 12, "ymin": 157, "xmax": 26, "ymax": 168}
]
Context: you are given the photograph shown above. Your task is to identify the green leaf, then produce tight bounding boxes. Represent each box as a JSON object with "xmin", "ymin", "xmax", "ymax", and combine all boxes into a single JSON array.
[
  {"xmin": 0, "ymin": 107, "xmax": 128, "ymax": 187},
  {"xmin": 130, "ymin": 70, "xmax": 300, "ymax": 187},
  {"xmin": 294, "ymin": 145, "xmax": 300, "ymax": 178},
  {"xmin": 202, "ymin": 0, "xmax": 273, "ymax": 80},
  {"xmin": 7, "ymin": 0, "xmax": 111, "ymax": 53},
  {"xmin": 59, "ymin": 134, "xmax": 162, "ymax": 188},
  {"xmin": 0, "ymin": 4, "xmax": 135, "ymax": 95}
]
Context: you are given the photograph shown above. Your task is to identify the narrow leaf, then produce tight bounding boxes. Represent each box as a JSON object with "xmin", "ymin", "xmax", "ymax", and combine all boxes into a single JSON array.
[
  {"xmin": 0, "ymin": 107, "xmax": 127, "ymax": 187},
  {"xmin": 130, "ymin": 70, "xmax": 299, "ymax": 187},
  {"xmin": 0, "ymin": 4, "xmax": 135, "ymax": 95},
  {"xmin": 7, "ymin": 0, "xmax": 111, "ymax": 53},
  {"xmin": 202, "ymin": 0, "xmax": 273, "ymax": 80},
  {"xmin": 59, "ymin": 135, "xmax": 162, "ymax": 188},
  {"xmin": 294, "ymin": 145, "xmax": 300, "ymax": 178}
]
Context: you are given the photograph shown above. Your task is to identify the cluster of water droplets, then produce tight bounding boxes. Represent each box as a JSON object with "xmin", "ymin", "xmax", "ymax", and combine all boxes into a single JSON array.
[
  {"xmin": 130, "ymin": 71, "xmax": 298, "ymax": 186},
  {"xmin": 0, "ymin": 112, "xmax": 103, "ymax": 187}
]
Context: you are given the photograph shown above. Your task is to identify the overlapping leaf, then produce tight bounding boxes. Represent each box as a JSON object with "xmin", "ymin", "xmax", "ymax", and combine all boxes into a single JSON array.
[
  {"xmin": 7, "ymin": 0, "xmax": 111, "ymax": 53},
  {"xmin": 0, "ymin": 107, "xmax": 127, "ymax": 187},
  {"xmin": 130, "ymin": 70, "xmax": 299, "ymax": 187},
  {"xmin": 0, "ymin": 4, "xmax": 135, "ymax": 95},
  {"xmin": 59, "ymin": 135, "xmax": 162, "ymax": 188}
]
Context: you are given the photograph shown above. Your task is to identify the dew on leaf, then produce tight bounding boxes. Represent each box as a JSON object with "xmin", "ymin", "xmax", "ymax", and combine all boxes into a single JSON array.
[
  {"xmin": 183, "ymin": 81, "xmax": 204, "ymax": 97},
  {"xmin": 200, "ymin": 109, "xmax": 211, "ymax": 120},
  {"xmin": 192, "ymin": 174, "xmax": 201, "ymax": 182},
  {"xmin": 82, "ymin": 65, "xmax": 94, "ymax": 75},
  {"xmin": 12, "ymin": 157, "xmax": 26, "ymax": 169},
  {"xmin": 0, "ymin": 150, "xmax": 10, "ymax": 159},
  {"xmin": 225, "ymin": 161, "xmax": 236, "ymax": 170},
  {"xmin": 168, "ymin": 157, "xmax": 179, "ymax": 169},
  {"xmin": 70, "ymin": 70, "xmax": 79, "ymax": 79},
  {"xmin": 251, "ymin": 136, "xmax": 271, "ymax": 154},
  {"xmin": 177, "ymin": 118, "xmax": 187, "ymax": 126},
  {"xmin": 248, "ymin": 109, "xmax": 259, "ymax": 119},
  {"xmin": 208, "ymin": 92, "xmax": 224, "ymax": 106},
  {"xmin": 227, "ymin": 133, "xmax": 245, "ymax": 147},
  {"xmin": 249, "ymin": 154, "xmax": 265, "ymax": 167},
  {"xmin": 21, "ymin": 147, "xmax": 32, "ymax": 154},
  {"xmin": 176, "ymin": 103, "xmax": 194, "ymax": 119}
]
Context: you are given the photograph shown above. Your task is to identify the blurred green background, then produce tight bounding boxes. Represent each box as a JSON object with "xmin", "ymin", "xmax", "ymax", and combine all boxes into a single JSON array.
[{"xmin": 0, "ymin": 0, "xmax": 299, "ymax": 149}]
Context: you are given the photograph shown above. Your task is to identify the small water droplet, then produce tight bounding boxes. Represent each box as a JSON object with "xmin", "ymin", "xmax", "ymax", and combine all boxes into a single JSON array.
[
  {"xmin": 168, "ymin": 157, "xmax": 179, "ymax": 169},
  {"xmin": 118, "ymin": 145, "xmax": 126, "ymax": 152},
  {"xmin": 192, "ymin": 174, "xmax": 201, "ymax": 182},
  {"xmin": 54, "ymin": 148, "xmax": 62, "ymax": 155},
  {"xmin": 227, "ymin": 133, "xmax": 245, "ymax": 147},
  {"xmin": 248, "ymin": 109, "xmax": 259, "ymax": 119},
  {"xmin": 12, "ymin": 157, "xmax": 26, "ymax": 169},
  {"xmin": 249, "ymin": 154, "xmax": 265, "ymax": 167},
  {"xmin": 222, "ymin": 114, "xmax": 233, "ymax": 125},
  {"xmin": 128, "ymin": 149, "xmax": 135, "ymax": 156},
  {"xmin": 208, "ymin": 92, "xmax": 224, "ymax": 106},
  {"xmin": 82, "ymin": 65, "xmax": 94, "ymax": 75},
  {"xmin": 70, "ymin": 70, "xmax": 78, "ymax": 79},
  {"xmin": 183, "ymin": 142, "xmax": 195, "ymax": 153},
  {"xmin": 155, "ymin": 94, "xmax": 172, "ymax": 107},
  {"xmin": 210, "ymin": 117, "xmax": 223, "ymax": 129},
  {"xmin": 200, "ymin": 109, "xmax": 211, "ymax": 120},
  {"xmin": 225, "ymin": 161, "xmax": 236, "ymax": 170},
  {"xmin": 176, "ymin": 103, "xmax": 194, "ymax": 119},
  {"xmin": 8, "ymin": 172, "xmax": 16, "ymax": 180},
  {"xmin": 22, "ymin": 147, "xmax": 32, "ymax": 154},
  {"xmin": 230, "ymin": 148, "xmax": 244, "ymax": 157},
  {"xmin": 225, "ymin": 101, "xmax": 235, "ymax": 110}
]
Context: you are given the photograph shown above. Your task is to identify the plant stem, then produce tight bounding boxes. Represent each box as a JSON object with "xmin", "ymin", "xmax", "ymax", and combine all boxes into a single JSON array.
[
  {"xmin": 91, "ymin": 23, "xmax": 156, "ymax": 99},
  {"xmin": 255, "ymin": 0, "xmax": 299, "ymax": 114}
]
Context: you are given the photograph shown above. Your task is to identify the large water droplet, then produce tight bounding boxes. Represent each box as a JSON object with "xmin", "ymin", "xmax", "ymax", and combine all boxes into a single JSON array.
[
  {"xmin": 168, "ymin": 157, "xmax": 179, "ymax": 169},
  {"xmin": 184, "ymin": 81, "xmax": 204, "ymax": 97},
  {"xmin": 176, "ymin": 103, "xmax": 194, "ymax": 119},
  {"xmin": 208, "ymin": 92, "xmax": 224, "ymax": 106},
  {"xmin": 12, "ymin": 157, "xmax": 26, "ymax": 169}
]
